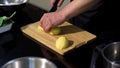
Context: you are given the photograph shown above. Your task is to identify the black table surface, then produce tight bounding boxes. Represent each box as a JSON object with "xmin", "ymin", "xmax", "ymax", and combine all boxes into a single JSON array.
[{"xmin": 0, "ymin": 2, "xmax": 120, "ymax": 68}]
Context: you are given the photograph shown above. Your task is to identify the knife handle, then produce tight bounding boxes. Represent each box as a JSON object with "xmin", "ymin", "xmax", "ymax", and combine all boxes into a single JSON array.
[{"xmin": 49, "ymin": 0, "xmax": 59, "ymax": 12}]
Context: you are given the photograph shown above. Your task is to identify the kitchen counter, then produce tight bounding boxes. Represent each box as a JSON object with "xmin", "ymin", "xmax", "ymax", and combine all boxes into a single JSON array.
[{"xmin": 0, "ymin": 2, "xmax": 120, "ymax": 68}]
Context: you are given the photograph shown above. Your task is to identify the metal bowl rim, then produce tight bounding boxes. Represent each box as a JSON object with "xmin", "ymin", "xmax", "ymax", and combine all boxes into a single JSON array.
[
  {"xmin": 1, "ymin": 56, "xmax": 57, "ymax": 68},
  {"xmin": 0, "ymin": 0, "xmax": 28, "ymax": 6},
  {"xmin": 101, "ymin": 41, "xmax": 120, "ymax": 66}
]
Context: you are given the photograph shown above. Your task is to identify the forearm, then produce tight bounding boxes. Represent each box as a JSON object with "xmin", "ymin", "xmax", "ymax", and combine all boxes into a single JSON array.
[{"xmin": 59, "ymin": 0, "xmax": 101, "ymax": 20}]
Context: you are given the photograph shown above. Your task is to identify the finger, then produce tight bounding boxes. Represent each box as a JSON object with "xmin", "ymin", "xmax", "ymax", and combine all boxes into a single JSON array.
[
  {"xmin": 50, "ymin": 0, "xmax": 56, "ymax": 7},
  {"xmin": 58, "ymin": 0, "xmax": 64, "ymax": 7},
  {"xmin": 39, "ymin": 15, "xmax": 45, "ymax": 26},
  {"xmin": 42, "ymin": 18, "xmax": 48, "ymax": 31},
  {"xmin": 44, "ymin": 18, "xmax": 52, "ymax": 32},
  {"xmin": 40, "ymin": 13, "xmax": 48, "ymax": 27},
  {"xmin": 45, "ymin": 23, "xmax": 51, "ymax": 32}
]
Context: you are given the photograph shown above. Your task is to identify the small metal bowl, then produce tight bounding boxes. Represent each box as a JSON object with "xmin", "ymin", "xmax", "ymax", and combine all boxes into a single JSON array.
[
  {"xmin": 0, "ymin": 0, "xmax": 28, "ymax": 6},
  {"xmin": 2, "ymin": 57, "xmax": 57, "ymax": 68},
  {"xmin": 0, "ymin": 0, "xmax": 28, "ymax": 17}
]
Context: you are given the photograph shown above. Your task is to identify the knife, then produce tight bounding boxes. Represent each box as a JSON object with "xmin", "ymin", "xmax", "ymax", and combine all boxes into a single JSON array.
[{"xmin": 49, "ymin": 0, "xmax": 59, "ymax": 12}]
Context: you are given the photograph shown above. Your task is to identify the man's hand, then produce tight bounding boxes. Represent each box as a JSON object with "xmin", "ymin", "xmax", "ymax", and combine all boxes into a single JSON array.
[{"xmin": 39, "ymin": 11, "xmax": 65, "ymax": 32}]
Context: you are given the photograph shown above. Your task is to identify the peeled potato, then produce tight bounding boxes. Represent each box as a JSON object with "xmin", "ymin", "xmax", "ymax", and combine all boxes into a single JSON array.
[
  {"xmin": 38, "ymin": 25, "xmax": 44, "ymax": 31},
  {"xmin": 56, "ymin": 36, "xmax": 69, "ymax": 50},
  {"xmin": 49, "ymin": 27, "xmax": 61, "ymax": 35},
  {"xmin": 38, "ymin": 25, "xmax": 61, "ymax": 35}
]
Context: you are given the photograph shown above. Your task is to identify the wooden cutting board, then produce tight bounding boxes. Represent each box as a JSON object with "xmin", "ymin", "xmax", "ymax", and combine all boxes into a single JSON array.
[{"xmin": 21, "ymin": 21, "xmax": 96, "ymax": 55}]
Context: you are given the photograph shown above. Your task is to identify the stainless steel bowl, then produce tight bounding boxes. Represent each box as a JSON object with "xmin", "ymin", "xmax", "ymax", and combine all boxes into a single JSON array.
[
  {"xmin": 101, "ymin": 42, "xmax": 120, "ymax": 68},
  {"xmin": 2, "ymin": 57, "xmax": 57, "ymax": 68},
  {"xmin": 0, "ymin": 0, "xmax": 28, "ymax": 6}
]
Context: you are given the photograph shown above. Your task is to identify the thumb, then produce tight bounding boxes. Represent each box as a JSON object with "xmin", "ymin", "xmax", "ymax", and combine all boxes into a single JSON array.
[
  {"xmin": 58, "ymin": 0, "xmax": 64, "ymax": 7},
  {"xmin": 50, "ymin": 0, "xmax": 56, "ymax": 7}
]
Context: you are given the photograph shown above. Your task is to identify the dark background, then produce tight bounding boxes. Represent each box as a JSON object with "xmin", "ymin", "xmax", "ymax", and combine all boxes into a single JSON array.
[{"xmin": 0, "ymin": 0, "xmax": 120, "ymax": 68}]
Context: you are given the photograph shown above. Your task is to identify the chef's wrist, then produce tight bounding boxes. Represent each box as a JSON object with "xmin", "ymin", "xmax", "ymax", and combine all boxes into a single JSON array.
[{"xmin": 58, "ymin": 10, "xmax": 68, "ymax": 21}]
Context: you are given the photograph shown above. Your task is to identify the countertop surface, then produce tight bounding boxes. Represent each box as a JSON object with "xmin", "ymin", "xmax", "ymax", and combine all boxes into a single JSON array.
[{"xmin": 0, "ymin": 2, "xmax": 120, "ymax": 68}]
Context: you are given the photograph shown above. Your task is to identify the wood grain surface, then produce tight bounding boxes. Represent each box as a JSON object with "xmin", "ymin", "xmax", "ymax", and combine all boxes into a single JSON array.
[{"xmin": 21, "ymin": 21, "xmax": 96, "ymax": 55}]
